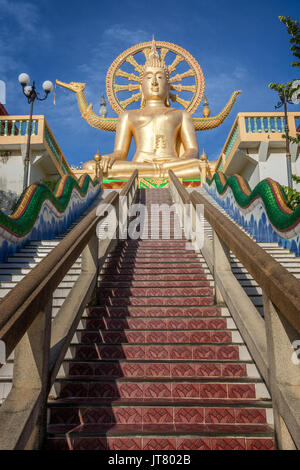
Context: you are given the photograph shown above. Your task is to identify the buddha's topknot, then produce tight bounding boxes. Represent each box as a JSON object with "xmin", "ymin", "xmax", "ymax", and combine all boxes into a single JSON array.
[{"xmin": 139, "ymin": 37, "xmax": 170, "ymax": 82}]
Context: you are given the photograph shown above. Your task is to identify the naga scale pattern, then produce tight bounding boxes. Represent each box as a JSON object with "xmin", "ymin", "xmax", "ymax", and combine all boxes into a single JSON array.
[
  {"xmin": 0, "ymin": 175, "xmax": 101, "ymax": 262},
  {"xmin": 205, "ymin": 172, "xmax": 300, "ymax": 256}
]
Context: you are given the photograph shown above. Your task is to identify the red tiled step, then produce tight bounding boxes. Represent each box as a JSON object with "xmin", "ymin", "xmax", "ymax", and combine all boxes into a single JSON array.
[
  {"xmin": 89, "ymin": 306, "xmax": 223, "ymax": 317},
  {"xmin": 65, "ymin": 361, "xmax": 250, "ymax": 379},
  {"xmin": 98, "ymin": 287, "xmax": 213, "ymax": 297},
  {"xmin": 108, "ymin": 250, "xmax": 200, "ymax": 257},
  {"xmin": 98, "ymin": 280, "xmax": 211, "ymax": 288},
  {"xmin": 111, "ymin": 246, "xmax": 191, "ymax": 250},
  {"xmin": 107, "ymin": 256, "xmax": 201, "ymax": 263},
  {"xmin": 120, "ymin": 239, "xmax": 187, "ymax": 244},
  {"xmin": 83, "ymin": 317, "xmax": 227, "ymax": 330},
  {"xmin": 119, "ymin": 241, "xmax": 188, "ymax": 247},
  {"xmin": 99, "ymin": 273, "xmax": 210, "ymax": 281},
  {"xmin": 46, "ymin": 422, "xmax": 274, "ymax": 437},
  {"xmin": 56, "ymin": 379, "xmax": 263, "ymax": 400},
  {"xmin": 46, "ymin": 420, "xmax": 275, "ymax": 449},
  {"xmin": 48, "ymin": 403, "xmax": 271, "ymax": 426},
  {"xmin": 112, "ymin": 252, "xmax": 199, "ymax": 258},
  {"xmin": 116, "ymin": 250, "xmax": 196, "ymax": 254},
  {"xmin": 70, "ymin": 343, "xmax": 242, "ymax": 361},
  {"xmin": 97, "ymin": 296, "xmax": 214, "ymax": 307},
  {"xmin": 46, "ymin": 434, "xmax": 275, "ymax": 451},
  {"xmin": 103, "ymin": 262, "xmax": 203, "ymax": 268},
  {"xmin": 101, "ymin": 268, "xmax": 206, "ymax": 275},
  {"xmin": 78, "ymin": 330, "xmax": 234, "ymax": 344}
]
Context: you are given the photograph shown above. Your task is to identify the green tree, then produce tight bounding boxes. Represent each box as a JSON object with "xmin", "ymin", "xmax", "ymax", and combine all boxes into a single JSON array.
[
  {"xmin": 269, "ymin": 16, "xmax": 300, "ymax": 96},
  {"xmin": 268, "ymin": 17, "xmax": 300, "ymax": 195}
]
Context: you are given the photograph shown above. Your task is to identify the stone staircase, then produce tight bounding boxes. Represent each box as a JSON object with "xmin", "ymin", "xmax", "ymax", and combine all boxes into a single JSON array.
[{"xmin": 46, "ymin": 188, "xmax": 275, "ymax": 450}]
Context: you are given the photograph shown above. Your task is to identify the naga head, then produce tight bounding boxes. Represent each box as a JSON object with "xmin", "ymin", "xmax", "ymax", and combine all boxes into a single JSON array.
[{"xmin": 56, "ymin": 80, "xmax": 86, "ymax": 93}]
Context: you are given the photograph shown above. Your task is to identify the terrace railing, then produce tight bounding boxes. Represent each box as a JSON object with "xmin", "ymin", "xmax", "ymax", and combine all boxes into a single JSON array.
[
  {"xmin": 0, "ymin": 115, "xmax": 73, "ymax": 177},
  {"xmin": 214, "ymin": 112, "xmax": 300, "ymax": 173}
]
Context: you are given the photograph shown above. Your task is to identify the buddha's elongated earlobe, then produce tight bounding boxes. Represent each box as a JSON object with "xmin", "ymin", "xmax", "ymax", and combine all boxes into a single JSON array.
[{"xmin": 139, "ymin": 83, "xmax": 145, "ymax": 108}]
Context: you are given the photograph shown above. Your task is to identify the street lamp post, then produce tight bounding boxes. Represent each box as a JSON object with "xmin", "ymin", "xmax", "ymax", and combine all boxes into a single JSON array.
[
  {"xmin": 18, "ymin": 73, "xmax": 53, "ymax": 191},
  {"xmin": 275, "ymin": 89, "xmax": 294, "ymax": 189}
]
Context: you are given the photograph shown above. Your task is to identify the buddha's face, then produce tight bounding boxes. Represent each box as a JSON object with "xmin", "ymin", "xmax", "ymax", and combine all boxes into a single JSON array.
[{"xmin": 140, "ymin": 66, "xmax": 169, "ymax": 102}]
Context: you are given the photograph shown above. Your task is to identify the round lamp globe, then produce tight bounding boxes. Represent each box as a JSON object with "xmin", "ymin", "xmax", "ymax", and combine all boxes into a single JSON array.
[
  {"xmin": 42, "ymin": 81, "xmax": 53, "ymax": 93},
  {"xmin": 18, "ymin": 73, "xmax": 30, "ymax": 86}
]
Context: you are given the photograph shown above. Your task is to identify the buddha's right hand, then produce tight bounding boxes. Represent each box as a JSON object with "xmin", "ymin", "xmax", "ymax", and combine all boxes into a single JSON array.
[{"xmin": 100, "ymin": 155, "xmax": 117, "ymax": 174}]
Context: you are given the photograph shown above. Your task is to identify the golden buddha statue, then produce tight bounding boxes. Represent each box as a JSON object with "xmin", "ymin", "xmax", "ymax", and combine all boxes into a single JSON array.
[
  {"xmin": 100, "ymin": 39, "xmax": 202, "ymax": 179},
  {"xmin": 56, "ymin": 39, "xmax": 241, "ymax": 181}
]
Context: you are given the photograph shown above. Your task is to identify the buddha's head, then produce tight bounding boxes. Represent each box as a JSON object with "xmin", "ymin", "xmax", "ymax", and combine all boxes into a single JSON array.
[{"xmin": 140, "ymin": 39, "xmax": 170, "ymax": 106}]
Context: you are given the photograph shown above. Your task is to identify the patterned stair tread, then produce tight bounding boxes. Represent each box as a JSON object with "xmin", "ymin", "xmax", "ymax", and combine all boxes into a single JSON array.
[
  {"xmin": 48, "ymin": 397, "xmax": 273, "ymax": 408},
  {"xmin": 54, "ymin": 379, "xmax": 269, "ymax": 401},
  {"xmin": 100, "ymin": 268, "xmax": 209, "ymax": 275},
  {"xmin": 48, "ymin": 406, "xmax": 273, "ymax": 427},
  {"xmin": 48, "ymin": 397, "xmax": 272, "ymax": 409},
  {"xmin": 58, "ymin": 359, "xmax": 260, "ymax": 381},
  {"xmin": 117, "ymin": 241, "xmax": 188, "ymax": 245},
  {"xmin": 47, "ymin": 422, "xmax": 274, "ymax": 437},
  {"xmin": 56, "ymin": 374, "xmax": 264, "ymax": 386},
  {"xmin": 106, "ymin": 258, "xmax": 202, "ymax": 264},
  {"xmin": 103, "ymin": 262, "xmax": 204, "ymax": 268},
  {"xmin": 76, "ymin": 331, "xmax": 239, "ymax": 345},
  {"xmin": 68, "ymin": 343, "xmax": 247, "ymax": 361},
  {"xmin": 81, "ymin": 318, "xmax": 230, "ymax": 329},
  {"xmin": 98, "ymin": 280, "xmax": 212, "ymax": 287},
  {"xmin": 107, "ymin": 254, "xmax": 200, "ymax": 260},
  {"xmin": 97, "ymin": 287, "xmax": 213, "ymax": 297},
  {"xmin": 61, "ymin": 358, "xmax": 255, "ymax": 367},
  {"xmin": 46, "ymin": 435, "xmax": 276, "ymax": 450},
  {"xmin": 88, "ymin": 306, "xmax": 225, "ymax": 317},
  {"xmin": 99, "ymin": 274, "xmax": 211, "ymax": 281},
  {"xmin": 112, "ymin": 246, "xmax": 193, "ymax": 250},
  {"xmin": 96, "ymin": 297, "xmax": 215, "ymax": 306},
  {"xmin": 101, "ymin": 269, "xmax": 208, "ymax": 275},
  {"xmin": 60, "ymin": 360, "xmax": 258, "ymax": 379},
  {"xmin": 106, "ymin": 251, "xmax": 201, "ymax": 256}
]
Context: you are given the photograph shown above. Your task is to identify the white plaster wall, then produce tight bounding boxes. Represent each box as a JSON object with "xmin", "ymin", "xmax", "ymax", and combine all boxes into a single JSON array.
[
  {"xmin": 258, "ymin": 152, "xmax": 288, "ymax": 186},
  {"xmin": 293, "ymin": 157, "xmax": 300, "ymax": 192},
  {"xmin": 0, "ymin": 155, "xmax": 24, "ymax": 194},
  {"xmin": 241, "ymin": 161, "xmax": 260, "ymax": 188},
  {"xmin": 29, "ymin": 163, "xmax": 47, "ymax": 185}
]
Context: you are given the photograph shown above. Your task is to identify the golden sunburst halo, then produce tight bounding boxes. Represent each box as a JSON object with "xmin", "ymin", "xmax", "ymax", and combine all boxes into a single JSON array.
[{"xmin": 106, "ymin": 40, "xmax": 205, "ymax": 115}]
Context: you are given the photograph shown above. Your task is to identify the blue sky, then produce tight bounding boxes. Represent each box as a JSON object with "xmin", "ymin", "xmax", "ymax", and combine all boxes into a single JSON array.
[{"xmin": 0, "ymin": 0, "xmax": 299, "ymax": 166}]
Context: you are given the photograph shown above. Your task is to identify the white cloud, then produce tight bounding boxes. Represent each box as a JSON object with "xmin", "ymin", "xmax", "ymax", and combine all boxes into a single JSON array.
[
  {"xmin": 77, "ymin": 24, "xmax": 150, "ymax": 80},
  {"xmin": 0, "ymin": 0, "xmax": 51, "ymax": 52},
  {"xmin": 0, "ymin": 0, "xmax": 40, "ymax": 33},
  {"xmin": 203, "ymin": 65, "xmax": 248, "ymax": 111},
  {"xmin": 102, "ymin": 24, "xmax": 149, "ymax": 46},
  {"xmin": 73, "ymin": 25, "xmax": 150, "ymax": 118}
]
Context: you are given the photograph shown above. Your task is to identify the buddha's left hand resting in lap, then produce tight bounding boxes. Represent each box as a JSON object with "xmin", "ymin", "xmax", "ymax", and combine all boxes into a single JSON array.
[{"xmin": 100, "ymin": 40, "xmax": 201, "ymax": 179}]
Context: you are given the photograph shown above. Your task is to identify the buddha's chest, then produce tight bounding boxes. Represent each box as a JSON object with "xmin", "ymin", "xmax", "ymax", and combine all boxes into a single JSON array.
[{"xmin": 131, "ymin": 111, "xmax": 181, "ymax": 136}]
